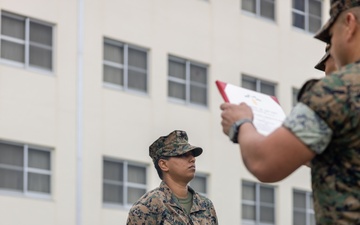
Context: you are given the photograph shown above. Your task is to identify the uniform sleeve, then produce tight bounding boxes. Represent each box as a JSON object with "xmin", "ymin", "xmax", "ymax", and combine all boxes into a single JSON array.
[
  {"xmin": 283, "ymin": 102, "xmax": 332, "ymax": 154},
  {"xmin": 126, "ymin": 204, "xmax": 157, "ymax": 225},
  {"xmin": 284, "ymin": 75, "xmax": 354, "ymax": 154}
]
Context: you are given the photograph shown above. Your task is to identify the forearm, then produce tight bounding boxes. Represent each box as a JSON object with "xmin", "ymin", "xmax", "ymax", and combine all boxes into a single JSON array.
[
  {"xmin": 237, "ymin": 123, "xmax": 268, "ymax": 180},
  {"xmin": 220, "ymin": 102, "xmax": 313, "ymax": 182},
  {"xmin": 238, "ymin": 125, "xmax": 313, "ymax": 182}
]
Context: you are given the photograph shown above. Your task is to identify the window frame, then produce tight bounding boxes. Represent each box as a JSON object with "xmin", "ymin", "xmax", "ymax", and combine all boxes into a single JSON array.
[
  {"xmin": 241, "ymin": 180, "xmax": 276, "ymax": 225},
  {"xmin": 103, "ymin": 37, "xmax": 149, "ymax": 94},
  {"xmin": 102, "ymin": 157, "xmax": 148, "ymax": 209},
  {"xmin": 241, "ymin": 74, "xmax": 277, "ymax": 97},
  {"xmin": 191, "ymin": 172, "xmax": 208, "ymax": 196},
  {"xmin": 291, "ymin": 0, "xmax": 322, "ymax": 33},
  {"xmin": 241, "ymin": 0, "xmax": 276, "ymax": 22},
  {"xmin": 0, "ymin": 140, "xmax": 52, "ymax": 199},
  {"xmin": 0, "ymin": 11, "xmax": 54, "ymax": 74},
  {"xmin": 293, "ymin": 189, "xmax": 315, "ymax": 225},
  {"xmin": 168, "ymin": 55, "xmax": 208, "ymax": 107}
]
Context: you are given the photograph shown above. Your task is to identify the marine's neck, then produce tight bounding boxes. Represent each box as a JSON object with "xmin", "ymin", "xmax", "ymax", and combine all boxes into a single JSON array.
[{"xmin": 163, "ymin": 176, "xmax": 189, "ymax": 198}]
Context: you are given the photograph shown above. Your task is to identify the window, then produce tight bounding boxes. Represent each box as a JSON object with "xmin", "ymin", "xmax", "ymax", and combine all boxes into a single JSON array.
[
  {"xmin": 103, "ymin": 158, "xmax": 147, "ymax": 207},
  {"xmin": 292, "ymin": 0, "xmax": 322, "ymax": 33},
  {"xmin": 190, "ymin": 173, "xmax": 208, "ymax": 196},
  {"xmin": 168, "ymin": 55, "xmax": 208, "ymax": 107},
  {"xmin": 241, "ymin": 0, "xmax": 276, "ymax": 21},
  {"xmin": 103, "ymin": 38, "xmax": 148, "ymax": 93},
  {"xmin": 293, "ymin": 190, "xmax": 315, "ymax": 225},
  {"xmin": 241, "ymin": 74, "xmax": 277, "ymax": 96},
  {"xmin": 0, "ymin": 11, "xmax": 53, "ymax": 71},
  {"xmin": 292, "ymin": 87, "xmax": 299, "ymax": 107},
  {"xmin": 242, "ymin": 180, "xmax": 276, "ymax": 225},
  {"xmin": 0, "ymin": 141, "xmax": 52, "ymax": 195}
]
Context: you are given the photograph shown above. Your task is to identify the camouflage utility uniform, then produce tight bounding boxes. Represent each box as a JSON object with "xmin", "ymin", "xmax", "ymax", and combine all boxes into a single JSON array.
[
  {"xmin": 284, "ymin": 61, "xmax": 360, "ymax": 224},
  {"xmin": 127, "ymin": 181, "xmax": 218, "ymax": 225}
]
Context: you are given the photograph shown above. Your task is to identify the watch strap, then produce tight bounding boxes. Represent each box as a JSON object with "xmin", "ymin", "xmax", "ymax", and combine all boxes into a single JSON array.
[{"xmin": 230, "ymin": 118, "xmax": 253, "ymax": 143}]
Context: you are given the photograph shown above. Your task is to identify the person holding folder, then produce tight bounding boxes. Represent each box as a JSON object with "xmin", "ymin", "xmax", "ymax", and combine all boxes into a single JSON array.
[{"xmin": 220, "ymin": 1, "xmax": 360, "ymax": 224}]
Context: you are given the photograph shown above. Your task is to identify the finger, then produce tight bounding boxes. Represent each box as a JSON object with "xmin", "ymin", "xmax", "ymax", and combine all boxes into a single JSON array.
[
  {"xmin": 221, "ymin": 119, "xmax": 227, "ymax": 127},
  {"xmin": 220, "ymin": 102, "xmax": 231, "ymax": 110},
  {"xmin": 223, "ymin": 127, "xmax": 227, "ymax": 135},
  {"xmin": 221, "ymin": 121, "xmax": 228, "ymax": 134},
  {"xmin": 220, "ymin": 110, "xmax": 228, "ymax": 119}
]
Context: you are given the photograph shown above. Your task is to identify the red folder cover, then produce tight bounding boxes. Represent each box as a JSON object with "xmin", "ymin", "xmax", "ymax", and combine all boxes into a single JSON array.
[{"xmin": 216, "ymin": 80, "xmax": 230, "ymax": 102}]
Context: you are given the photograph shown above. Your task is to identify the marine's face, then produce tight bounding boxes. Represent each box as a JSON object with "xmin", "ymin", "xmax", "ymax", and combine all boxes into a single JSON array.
[{"xmin": 167, "ymin": 151, "xmax": 196, "ymax": 183}]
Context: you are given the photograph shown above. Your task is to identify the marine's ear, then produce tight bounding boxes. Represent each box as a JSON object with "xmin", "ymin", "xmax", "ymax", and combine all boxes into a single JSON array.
[
  {"xmin": 158, "ymin": 158, "xmax": 169, "ymax": 172},
  {"xmin": 344, "ymin": 11, "xmax": 359, "ymax": 42}
]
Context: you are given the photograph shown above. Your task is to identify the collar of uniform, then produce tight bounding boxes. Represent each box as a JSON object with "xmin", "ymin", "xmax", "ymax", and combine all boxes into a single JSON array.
[
  {"xmin": 159, "ymin": 181, "xmax": 179, "ymax": 208},
  {"xmin": 159, "ymin": 181, "xmax": 209, "ymax": 213}
]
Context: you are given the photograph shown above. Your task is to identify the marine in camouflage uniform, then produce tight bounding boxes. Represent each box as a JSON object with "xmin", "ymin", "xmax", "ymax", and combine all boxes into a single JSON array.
[
  {"xmin": 308, "ymin": 1, "xmax": 360, "ymax": 222},
  {"xmin": 281, "ymin": 1, "xmax": 360, "ymax": 222},
  {"xmin": 127, "ymin": 181, "xmax": 217, "ymax": 225},
  {"xmin": 220, "ymin": 1, "xmax": 360, "ymax": 224},
  {"xmin": 126, "ymin": 130, "xmax": 218, "ymax": 225},
  {"xmin": 283, "ymin": 1, "xmax": 360, "ymax": 223},
  {"xmin": 285, "ymin": 62, "xmax": 360, "ymax": 224}
]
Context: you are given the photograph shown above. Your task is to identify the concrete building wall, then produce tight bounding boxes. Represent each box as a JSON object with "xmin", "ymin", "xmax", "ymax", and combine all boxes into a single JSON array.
[{"xmin": 0, "ymin": 0, "xmax": 329, "ymax": 224}]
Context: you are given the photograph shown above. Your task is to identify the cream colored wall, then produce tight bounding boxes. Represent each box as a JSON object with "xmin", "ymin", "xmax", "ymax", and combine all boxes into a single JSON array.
[
  {"xmin": 0, "ymin": 0, "xmax": 329, "ymax": 224},
  {"xmin": 0, "ymin": 0, "xmax": 78, "ymax": 224}
]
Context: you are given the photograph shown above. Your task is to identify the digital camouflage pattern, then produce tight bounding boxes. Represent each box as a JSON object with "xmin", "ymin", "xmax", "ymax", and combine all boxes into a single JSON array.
[
  {"xmin": 297, "ymin": 79, "xmax": 320, "ymax": 102},
  {"xmin": 315, "ymin": 0, "xmax": 360, "ymax": 42},
  {"xmin": 126, "ymin": 181, "xmax": 218, "ymax": 225},
  {"xmin": 149, "ymin": 130, "xmax": 203, "ymax": 163},
  {"xmin": 299, "ymin": 61, "xmax": 360, "ymax": 224}
]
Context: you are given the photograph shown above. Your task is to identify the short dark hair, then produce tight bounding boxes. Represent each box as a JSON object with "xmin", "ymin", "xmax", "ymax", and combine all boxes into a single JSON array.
[{"xmin": 154, "ymin": 156, "xmax": 170, "ymax": 180}]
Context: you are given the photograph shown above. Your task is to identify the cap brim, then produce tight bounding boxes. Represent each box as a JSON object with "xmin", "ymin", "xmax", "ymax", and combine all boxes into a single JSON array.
[
  {"xmin": 314, "ymin": 51, "xmax": 330, "ymax": 71},
  {"xmin": 162, "ymin": 145, "xmax": 203, "ymax": 157},
  {"xmin": 189, "ymin": 147, "xmax": 203, "ymax": 157},
  {"xmin": 180, "ymin": 146, "xmax": 203, "ymax": 157},
  {"xmin": 314, "ymin": 16, "xmax": 336, "ymax": 42}
]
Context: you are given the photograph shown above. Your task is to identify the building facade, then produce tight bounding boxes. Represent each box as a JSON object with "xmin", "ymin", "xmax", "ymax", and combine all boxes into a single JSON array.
[{"xmin": 0, "ymin": 0, "xmax": 329, "ymax": 224}]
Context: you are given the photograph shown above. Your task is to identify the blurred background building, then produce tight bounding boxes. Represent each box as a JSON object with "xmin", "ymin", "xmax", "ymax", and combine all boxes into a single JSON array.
[{"xmin": 0, "ymin": 0, "xmax": 329, "ymax": 224}]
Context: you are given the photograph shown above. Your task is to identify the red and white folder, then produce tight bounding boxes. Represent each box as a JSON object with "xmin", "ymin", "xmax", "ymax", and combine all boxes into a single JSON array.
[{"xmin": 216, "ymin": 80, "xmax": 286, "ymax": 135}]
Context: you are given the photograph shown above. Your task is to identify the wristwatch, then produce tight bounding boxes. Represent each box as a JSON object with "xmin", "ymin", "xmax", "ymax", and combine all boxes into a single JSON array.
[{"xmin": 228, "ymin": 118, "xmax": 253, "ymax": 143}]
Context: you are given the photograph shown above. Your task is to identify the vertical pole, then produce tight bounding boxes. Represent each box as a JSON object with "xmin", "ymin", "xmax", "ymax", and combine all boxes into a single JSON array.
[{"xmin": 76, "ymin": 0, "xmax": 84, "ymax": 224}]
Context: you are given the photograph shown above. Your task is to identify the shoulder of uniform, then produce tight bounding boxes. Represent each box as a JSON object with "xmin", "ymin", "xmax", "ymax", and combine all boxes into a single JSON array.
[
  {"xmin": 130, "ymin": 187, "xmax": 167, "ymax": 211},
  {"xmin": 297, "ymin": 79, "xmax": 320, "ymax": 101},
  {"xmin": 192, "ymin": 191, "xmax": 214, "ymax": 206}
]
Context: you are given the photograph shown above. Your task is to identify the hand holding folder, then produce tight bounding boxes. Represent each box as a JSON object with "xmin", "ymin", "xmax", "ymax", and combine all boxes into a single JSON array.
[{"xmin": 216, "ymin": 80, "xmax": 286, "ymax": 135}]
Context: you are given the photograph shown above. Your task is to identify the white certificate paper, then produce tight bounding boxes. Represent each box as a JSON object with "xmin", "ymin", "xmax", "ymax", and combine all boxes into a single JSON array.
[{"xmin": 216, "ymin": 80, "xmax": 286, "ymax": 135}]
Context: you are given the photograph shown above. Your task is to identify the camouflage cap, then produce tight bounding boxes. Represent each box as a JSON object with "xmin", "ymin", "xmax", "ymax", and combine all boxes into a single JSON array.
[
  {"xmin": 315, "ymin": 44, "xmax": 331, "ymax": 71},
  {"xmin": 149, "ymin": 130, "xmax": 203, "ymax": 163},
  {"xmin": 315, "ymin": 0, "xmax": 360, "ymax": 42}
]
